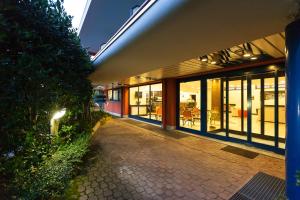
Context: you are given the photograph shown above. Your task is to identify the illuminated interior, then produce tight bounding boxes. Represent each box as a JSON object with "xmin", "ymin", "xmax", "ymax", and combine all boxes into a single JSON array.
[
  {"xmin": 178, "ymin": 71, "xmax": 286, "ymax": 149},
  {"xmin": 129, "ymin": 83, "xmax": 163, "ymax": 122},
  {"xmin": 179, "ymin": 81, "xmax": 201, "ymax": 130}
]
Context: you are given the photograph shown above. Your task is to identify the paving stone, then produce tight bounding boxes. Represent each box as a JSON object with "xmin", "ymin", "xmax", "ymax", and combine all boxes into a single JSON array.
[{"xmin": 72, "ymin": 119, "xmax": 284, "ymax": 200}]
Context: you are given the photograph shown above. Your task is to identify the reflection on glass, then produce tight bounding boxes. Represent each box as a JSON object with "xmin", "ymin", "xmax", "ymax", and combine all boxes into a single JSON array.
[
  {"xmin": 278, "ymin": 76, "xmax": 286, "ymax": 149},
  {"xmin": 150, "ymin": 84, "xmax": 163, "ymax": 121},
  {"xmin": 179, "ymin": 81, "xmax": 201, "ymax": 130},
  {"xmin": 129, "ymin": 87, "xmax": 139, "ymax": 115},
  {"xmin": 138, "ymin": 85, "xmax": 150, "ymax": 119},
  {"xmin": 207, "ymin": 79, "xmax": 224, "ymax": 135}
]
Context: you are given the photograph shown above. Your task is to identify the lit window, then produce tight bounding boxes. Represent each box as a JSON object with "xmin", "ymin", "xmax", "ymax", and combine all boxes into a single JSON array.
[
  {"xmin": 108, "ymin": 90, "xmax": 113, "ymax": 101},
  {"xmin": 113, "ymin": 89, "xmax": 121, "ymax": 101}
]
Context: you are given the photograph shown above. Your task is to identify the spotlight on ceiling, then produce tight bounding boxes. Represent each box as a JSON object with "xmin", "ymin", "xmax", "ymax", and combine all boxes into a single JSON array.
[
  {"xmin": 201, "ymin": 56, "xmax": 208, "ymax": 62},
  {"xmin": 250, "ymin": 56, "xmax": 258, "ymax": 60},
  {"xmin": 198, "ymin": 56, "xmax": 208, "ymax": 62},
  {"xmin": 243, "ymin": 52, "xmax": 252, "ymax": 58},
  {"xmin": 211, "ymin": 60, "xmax": 217, "ymax": 65}
]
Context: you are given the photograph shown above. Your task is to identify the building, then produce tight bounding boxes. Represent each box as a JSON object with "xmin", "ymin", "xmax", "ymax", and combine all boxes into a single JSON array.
[{"xmin": 79, "ymin": 0, "xmax": 300, "ymax": 199}]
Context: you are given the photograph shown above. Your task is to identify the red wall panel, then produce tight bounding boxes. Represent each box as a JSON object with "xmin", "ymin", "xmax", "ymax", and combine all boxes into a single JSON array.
[{"xmin": 104, "ymin": 101, "xmax": 122, "ymax": 115}]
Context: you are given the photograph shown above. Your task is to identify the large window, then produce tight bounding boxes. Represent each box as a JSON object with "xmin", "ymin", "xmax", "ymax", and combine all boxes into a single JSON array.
[
  {"xmin": 129, "ymin": 83, "xmax": 162, "ymax": 122},
  {"xmin": 108, "ymin": 90, "xmax": 113, "ymax": 101},
  {"xmin": 177, "ymin": 68, "xmax": 286, "ymax": 151},
  {"xmin": 113, "ymin": 89, "xmax": 121, "ymax": 101},
  {"xmin": 179, "ymin": 81, "xmax": 201, "ymax": 130},
  {"xmin": 108, "ymin": 89, "xmax": 121, "ymax": 101}
]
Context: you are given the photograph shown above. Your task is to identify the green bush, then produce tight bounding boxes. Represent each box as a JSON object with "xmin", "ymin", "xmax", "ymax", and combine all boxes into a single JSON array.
[
  {"xmin": 16, "ymin": 134, "xmax": 91, "ymax": 199},
  {"xmin": 0, "ymin": 0, "xmax": 95, "ymax": 198},
  {"xmin": 90, "ymin": 110, "xmax": 111, "ymax": 126}
]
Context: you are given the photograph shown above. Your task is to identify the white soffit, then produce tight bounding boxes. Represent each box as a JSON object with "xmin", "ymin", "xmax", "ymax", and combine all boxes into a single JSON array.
[{"xmin": 90, "ymin": 0, "xmax": 297, "ymax": 84}]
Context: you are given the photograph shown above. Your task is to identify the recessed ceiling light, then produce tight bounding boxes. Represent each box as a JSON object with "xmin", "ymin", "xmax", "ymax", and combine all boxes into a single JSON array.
[
  {"xmin": 250, "ymin": 56, "xmax": 258, "ymax": 60},
  {"xmin": 201, "ymin": 57, "xmax": 208, "ymax": 62},
  {"xmin": 243, "ymin": 53, "xmax": 251, "ymax": 58},
  {"xmin": 211, "ymin": 61, "xmax": 217, "ymax": 65}
]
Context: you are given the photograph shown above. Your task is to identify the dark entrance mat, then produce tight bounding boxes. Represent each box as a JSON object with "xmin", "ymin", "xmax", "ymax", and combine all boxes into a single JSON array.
[
  {"xmin": 229, "ymin": 172, "xmax": 285, "ymax": 200},
  {"xmin": 221, "ymin": 145, "xmax": 259, "ymax": 159}
]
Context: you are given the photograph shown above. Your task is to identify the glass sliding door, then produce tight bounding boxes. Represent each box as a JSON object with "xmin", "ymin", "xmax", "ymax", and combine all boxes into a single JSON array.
[
  {"xmin": 250, "ymin": 74, "xmax": 276, "ymax": 146},
  {"xmin": 251, "ymin": 79, "xmax": 261, "ymax": 135},
  {"xmin": 278, "ymin": 76, "xmax": 286, "ymax": 149},
  {"xmin": 179, "ymin": 81, "xmax": 201, "ymax": 131},
  {"xmin": 178, "ymin": 68, "xmax": 286, "ymax": 151},
  {"xmin": 227, "ymin": 78, "xmax": 247, "ymax": 140},
  {"xmin": 207, "ymin": 78, "xmax": 224, "ymax": 136},
  {"xmin": 129, "ymin": 83, "xmax": 163, "ymax": 123}
]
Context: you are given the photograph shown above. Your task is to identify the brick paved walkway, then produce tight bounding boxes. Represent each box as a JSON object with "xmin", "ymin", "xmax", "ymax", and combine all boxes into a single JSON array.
[{"xmin": 67, "ymin": 118, "xmax": 285, "ymax": 200}]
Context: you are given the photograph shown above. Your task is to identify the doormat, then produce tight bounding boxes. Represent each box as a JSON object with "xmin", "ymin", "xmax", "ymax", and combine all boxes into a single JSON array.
[
  {"xmin": 229, "ymin": 172, "xmax": 285, "ymax": 200},
  {"xmin": 221, "ymin": 145, "xmax": 259, "ymax": 159}
]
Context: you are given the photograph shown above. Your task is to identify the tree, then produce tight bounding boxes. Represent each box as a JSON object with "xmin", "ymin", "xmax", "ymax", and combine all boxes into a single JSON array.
[{"xmin": 0, "ymin": 0, "xmax": 93, "ymax": 155}]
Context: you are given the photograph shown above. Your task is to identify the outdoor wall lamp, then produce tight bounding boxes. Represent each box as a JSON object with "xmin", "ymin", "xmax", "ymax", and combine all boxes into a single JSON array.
[{"xmin": 50, "ymin": 108, "xmax": 66, "ymax": 134}]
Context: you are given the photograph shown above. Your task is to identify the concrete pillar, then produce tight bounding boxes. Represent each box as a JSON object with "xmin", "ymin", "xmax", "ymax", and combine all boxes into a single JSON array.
[
  {"xmin": 162, "ymin": 78, "xmax": 177, "ymax": 130},
  {"xmin": 285, "ymin": 19, "xmax": 300, "ymax": 199}
]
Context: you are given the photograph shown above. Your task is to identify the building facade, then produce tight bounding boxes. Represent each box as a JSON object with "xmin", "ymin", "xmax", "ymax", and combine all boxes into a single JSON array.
[{"xmin": 79, "ymin": 0, "xmax": 300, "ymax": 199}]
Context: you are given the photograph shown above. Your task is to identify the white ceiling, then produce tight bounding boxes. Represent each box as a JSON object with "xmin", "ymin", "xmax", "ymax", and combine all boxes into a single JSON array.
[{"xmin": 88, "ymin": 0, "xmax": 298, "ymax": 85}]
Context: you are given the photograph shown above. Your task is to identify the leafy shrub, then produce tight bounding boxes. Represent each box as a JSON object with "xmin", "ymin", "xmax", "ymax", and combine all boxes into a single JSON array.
[
  {"xmin": 91, "ymin": 110, "xmax": 111, "ymax": 126},
  {"xmin": 16, "ymin": 134, "xmax": 91, "ymax": 199},
  {"xmin": 0, "ymin": 0, "xmax": 95, "ymax": 198}
]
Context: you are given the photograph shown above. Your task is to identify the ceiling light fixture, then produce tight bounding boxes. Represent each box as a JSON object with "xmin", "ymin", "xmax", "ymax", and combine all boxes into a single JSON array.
[
  {"xmin": 211, "ymin": 60, "xmax": 217, "ymax": 65},
  {"xmin": 250, "ymin": 56, "xmax": 258, "ymax": 60},
  {"xmin": 243, "ymin": 52, "xmax": 252, "ymax": 58},
  {"xmin": 201, "ymin": 56, "xmax": 208, "ymax": 62}
]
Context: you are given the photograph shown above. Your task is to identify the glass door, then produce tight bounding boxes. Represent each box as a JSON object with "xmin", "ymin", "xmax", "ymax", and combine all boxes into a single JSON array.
[
  {"xmin": 278, "ymin": 76, "xmax": 286, "ymax": 149},
  {"xmin": 227, "ymin": 77, "xmax": 247, "ymax": 140},
  {"xmin": 179, "ymin": 81, "xmax": 201, "ymax": 131},
  {"xmin": 251, "ymin": 74, "xmax": 276, "ymax": 146},
  {"xmin": 207, "ymin": 78, "xmax": 224, "ymax": 136}
]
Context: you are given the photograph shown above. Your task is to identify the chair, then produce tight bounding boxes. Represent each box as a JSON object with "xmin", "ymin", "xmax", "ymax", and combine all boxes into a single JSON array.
[
  {"xmin": 192, "ymin": 107, "xmax": 201, "ymax": 125},
  {"xmin": 210, "ymin": 109, "xmax": 220, "ymax": 125},
  {"xmin": 155, "ymin": 106, "xmax": 162, "ymax": 120},
  {"xmin": 192, "ymin": 107, "xmax": 200, "ymax": 118},
  {"xmin": 182, "ymin": 110, "xmax": 193, "ymax": 127}
]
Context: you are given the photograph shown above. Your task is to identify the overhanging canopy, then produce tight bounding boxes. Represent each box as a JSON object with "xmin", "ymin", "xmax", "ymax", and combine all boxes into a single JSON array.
[{"xmin": 89, "ymin": 0, "xmax": 297, "ymax": 85}]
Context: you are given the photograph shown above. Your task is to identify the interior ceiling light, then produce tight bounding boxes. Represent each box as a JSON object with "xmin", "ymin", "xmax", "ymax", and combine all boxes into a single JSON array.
[
  {"xmin": 211, "ymin": 60, "xmax": 217, "ymax": 65},
  {"xmin": 243, "ymin": 52, "xmax": 252, "ymax": 58},
  {"xmin": 250, "ymin": 56, "xmax": 258, "ymax": 60},
  {"xmin": 198, "ymin": 56, "xmax": 208, "ymax": 62},
  {"xmin": 201, "ymin": 56, "xmax": 208, "ymax": 62}
]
